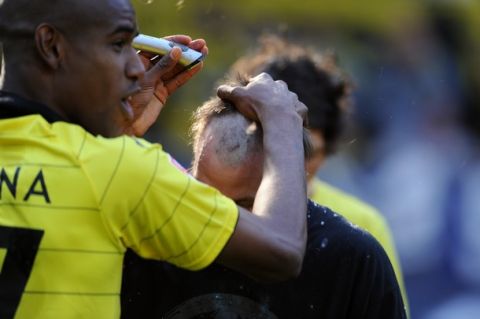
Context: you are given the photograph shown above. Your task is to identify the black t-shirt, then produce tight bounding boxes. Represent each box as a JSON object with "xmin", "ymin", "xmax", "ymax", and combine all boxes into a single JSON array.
[{"xmin": 121, "ymin": 200, "xmax": 406, "ymax": 319}]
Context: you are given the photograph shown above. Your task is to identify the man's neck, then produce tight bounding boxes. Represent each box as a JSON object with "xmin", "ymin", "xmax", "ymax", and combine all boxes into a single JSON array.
[
  {"xmin": 1, "ymin": 64, "xmax": 69, "ymax": 121},
  {"xmin": 0, "ymin": 90, "xmax": 65, "ymax": 123}
]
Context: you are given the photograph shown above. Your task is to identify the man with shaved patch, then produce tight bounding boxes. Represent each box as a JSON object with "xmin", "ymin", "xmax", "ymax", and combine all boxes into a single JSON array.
[{"xmin": 121, "ymin": 77, "xmax": 407, "ymax": 319}]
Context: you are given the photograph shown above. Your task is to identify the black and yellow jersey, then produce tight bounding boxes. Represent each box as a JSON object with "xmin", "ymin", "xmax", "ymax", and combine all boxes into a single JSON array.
[{"xmin": 0, "ymin": 92, "xmax": 238, "ymax": 318}]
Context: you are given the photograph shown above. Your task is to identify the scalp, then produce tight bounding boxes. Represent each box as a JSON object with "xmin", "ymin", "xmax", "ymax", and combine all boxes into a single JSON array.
[
  {"xmin": 211, "ymin": 112, "xmax": 262, "ymax": 167},
  {"xmin": 0, "ymin": 0, "xmax": 74, "ymax": 38},
  {"xmin": 0, "ymin": 0, "xmax": 125, "ymax": 42},
  {"xmin": 190, "ymin": 73, "xmax": 313, "ymax": 174},
  {"xmin": 196, "ymin": 109, "xmax": 262, "ymax": 170}
]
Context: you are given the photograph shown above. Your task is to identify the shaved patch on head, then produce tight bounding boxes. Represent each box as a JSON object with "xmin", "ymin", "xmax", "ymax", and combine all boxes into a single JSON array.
[
  {"xmin": 190, "ymin": 75, "xmax": 313, "ymax": 176},
  {"xmin": 206, "ymin": 112, "xmax": 262, "ymax": 167}
]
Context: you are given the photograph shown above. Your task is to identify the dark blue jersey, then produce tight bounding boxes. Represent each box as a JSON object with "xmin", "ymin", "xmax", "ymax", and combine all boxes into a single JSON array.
[{"xmin": 122, "ymin": 200, "xmax": 406, "ymax": 319}]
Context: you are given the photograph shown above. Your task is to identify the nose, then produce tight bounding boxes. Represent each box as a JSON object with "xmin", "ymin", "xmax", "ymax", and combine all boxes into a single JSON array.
[{"xmin": 126, "ymin": 48, "xmax": 146, "ymax": 81}]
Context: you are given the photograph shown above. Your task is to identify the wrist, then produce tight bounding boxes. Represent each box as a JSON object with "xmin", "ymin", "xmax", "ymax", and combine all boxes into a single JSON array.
[
  {"xmin": 263, "ymin": 120, "xmax": 304, "ymax": 161},
  {"xmin": 260, "ymin": 110, "xmax": 303, "ymax": 138}
]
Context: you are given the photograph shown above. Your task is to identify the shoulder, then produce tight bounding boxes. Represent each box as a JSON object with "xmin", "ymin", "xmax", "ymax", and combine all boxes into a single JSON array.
[
  {"xmin": 310, "ymin": 178, "xmax": 388, "ymax": 236},
  {"xmin": 305, "ymin": 200, "xmax": 388, "ymax": 262},
  {"xmin": 51, "ymin": 122, "xmax": 181, "ymax": 184},
  {"xmin": 311, "ymin": 179, "xmax": 380, "ymax": 218},
  {"xmin": 304, "ymin": 200, "xmax": 406, "ymax": 318},
  {"xmin": 50, "ymin": 122, "xmax": 194, "ymax": 213}
]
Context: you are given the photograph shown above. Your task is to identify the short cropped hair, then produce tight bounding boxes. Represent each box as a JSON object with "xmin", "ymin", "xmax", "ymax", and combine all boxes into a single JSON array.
[
  {"xmin": 190, "ymin": 76, "xmax": 313, "ymax": 167},
  {"xmin": 229, "ymin": 35, "xmax": 352, "ymax": 155}
]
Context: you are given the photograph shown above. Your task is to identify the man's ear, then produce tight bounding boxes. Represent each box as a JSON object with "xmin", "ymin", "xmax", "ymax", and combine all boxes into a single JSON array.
[{"xmin": 35, "ymin": 23, "xmax": 65, "ymax": 69}]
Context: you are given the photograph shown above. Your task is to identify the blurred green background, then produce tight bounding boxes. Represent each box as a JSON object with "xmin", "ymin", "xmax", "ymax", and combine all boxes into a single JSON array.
[
  {"xmin": 133, "ymin": 0, "xmax": 480, "ymax": 162},
  {"xmin": 133, "ymin": 1, "xmax": 480, "ymax": 319}
]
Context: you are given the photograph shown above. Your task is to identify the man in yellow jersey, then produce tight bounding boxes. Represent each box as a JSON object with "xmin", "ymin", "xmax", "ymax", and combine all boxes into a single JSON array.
[
  {"xmin": 228, "ymin": 35, "xmax": 409, "ymax": 310},
  {"xmin": 0, "ymin": 1, "xmax": 309, "ymax": 318},
  {"xmin": 121, "ymin": 76, "xmax": 407, "ymax": 318}
]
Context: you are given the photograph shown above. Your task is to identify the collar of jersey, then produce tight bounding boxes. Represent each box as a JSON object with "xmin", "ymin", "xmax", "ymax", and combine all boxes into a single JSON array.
[{"xmin": 0, "ymin": 90, "xmax": 65, "ymax": 123}]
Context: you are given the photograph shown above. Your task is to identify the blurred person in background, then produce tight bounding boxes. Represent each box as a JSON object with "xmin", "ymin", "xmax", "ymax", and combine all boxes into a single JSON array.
[
  {"xmin": 416, "ymin": 8, "xmax": 480, "ymax": 319},
  {"xmin": 320, "ymin": 10, "xmax": 476, "ymax": 319},
  {"xmin": 121, "ymin": 75, "xmax": 407, "ymax": 319},
  {"xmin": 228, "ymin": 35, "xmax": 408, "ymax": 308}
]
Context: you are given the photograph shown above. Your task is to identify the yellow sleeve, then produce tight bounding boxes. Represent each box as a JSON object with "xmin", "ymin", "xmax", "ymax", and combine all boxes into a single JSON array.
[{"xmin": 86, "ymin": 136, "xmax": 239, "ymax": 271}]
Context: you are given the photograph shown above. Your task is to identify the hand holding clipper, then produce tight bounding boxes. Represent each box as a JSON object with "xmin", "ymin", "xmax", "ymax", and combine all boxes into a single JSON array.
[{"xmin": 133, "ymin": 34, "xmax": 205, "ymax": 70}]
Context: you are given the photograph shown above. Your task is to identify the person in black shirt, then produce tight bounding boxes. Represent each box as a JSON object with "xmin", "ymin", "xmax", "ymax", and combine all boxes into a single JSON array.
[{"xmin": 121, "ymin": 77, "xmax": 406, "ymax": 319}]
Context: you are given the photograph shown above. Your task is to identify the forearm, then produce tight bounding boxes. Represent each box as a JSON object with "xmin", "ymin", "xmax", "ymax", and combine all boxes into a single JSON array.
[
  {"xmin": 215, "ymin": 72, "xmax": 308, "ymax": 280},
  {"xmin": 252, "ymin": 112, "xmax": 307, "ymax": 267},
  {"xmin": 216, "ymin": 115, "xmax": 308, "ymax": 281}
]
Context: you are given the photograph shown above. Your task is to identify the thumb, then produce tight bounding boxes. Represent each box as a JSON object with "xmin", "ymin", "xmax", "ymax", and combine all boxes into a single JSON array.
[
  {"xmin": 217, "ymin": 84, "xmax": 239, "ymax": 101},
  {"xmin": 145, "ymin": 47, "xmax": 182, "ymax": 81},
  {"xmin": 217, "ymin": 85, "xmax": 258, "ymax": 121}
]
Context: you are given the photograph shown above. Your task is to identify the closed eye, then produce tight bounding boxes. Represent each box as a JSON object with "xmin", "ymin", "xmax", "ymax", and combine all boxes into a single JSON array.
[{"xmin": 112, "ymin": 39, "xmax": 129, "ymax": 52}]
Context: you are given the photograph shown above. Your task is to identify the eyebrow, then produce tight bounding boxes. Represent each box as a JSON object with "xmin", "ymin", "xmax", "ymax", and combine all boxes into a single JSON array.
[{"xmin": 110, "ymin": 24, "xmax": 139, "ymax": 37}]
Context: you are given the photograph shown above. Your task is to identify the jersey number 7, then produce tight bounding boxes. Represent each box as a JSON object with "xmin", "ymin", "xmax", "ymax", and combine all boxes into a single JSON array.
[{"xmin": 0, "ymin": 226, "xmax": 44, "ymax": 319}]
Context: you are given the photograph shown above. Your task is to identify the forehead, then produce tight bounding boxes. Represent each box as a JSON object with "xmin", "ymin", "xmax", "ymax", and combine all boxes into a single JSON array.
[{"xmin": 104, "ymin": 0, "xmax": 135, "ymax": 20}]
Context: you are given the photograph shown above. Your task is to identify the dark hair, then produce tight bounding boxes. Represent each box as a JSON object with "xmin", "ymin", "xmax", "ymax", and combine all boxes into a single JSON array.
[{"xmin": 229, "ymin": 35, "xmax": 352, "ymax": 155}]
